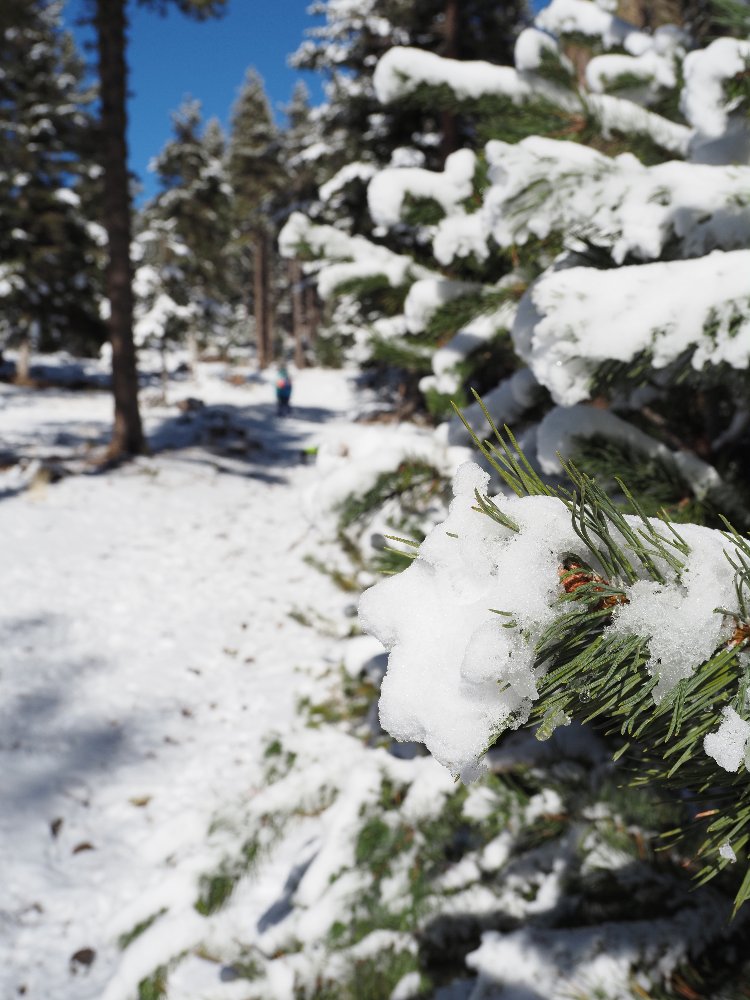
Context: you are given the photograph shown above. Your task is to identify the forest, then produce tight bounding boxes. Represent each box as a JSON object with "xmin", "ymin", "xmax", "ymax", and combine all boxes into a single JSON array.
[{"xmin": 4, "ymin": 0, "xmax": 750, "ymax": 998}]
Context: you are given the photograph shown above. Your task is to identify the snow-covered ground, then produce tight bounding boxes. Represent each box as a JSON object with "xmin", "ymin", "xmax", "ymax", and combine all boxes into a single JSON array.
[{"xmin": 0, "ymin": 361, "xmax": 365, "ymax": 999}]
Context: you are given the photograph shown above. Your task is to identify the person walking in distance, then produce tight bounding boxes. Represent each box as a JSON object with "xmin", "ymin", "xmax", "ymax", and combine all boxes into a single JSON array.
[{"xmin": 276, "ymin": 365, "xmax": 292, "ymax": 416}]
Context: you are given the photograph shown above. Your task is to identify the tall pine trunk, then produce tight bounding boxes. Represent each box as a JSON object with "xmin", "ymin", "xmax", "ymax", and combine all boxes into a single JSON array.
[
  {"xmin": 289, "ymin": 258, "xmax": 307, "ymax": 369},
  {"xmin": 15, "ymin": 334, "xmax": 31, "ymax": 386},
  {"xmin": 304, "ymin": 283, "xmax": 319, "ymax": 350},
  {"xmin": 440, "ymin": 0, "xmax": 459, "ymax": 163},
  {"xmin": 253, "ymin": 230, "xmax": 272, "ymax": 369},
  {"xmin": 95, "ymin": 0, "xmax": 145, "ymax": 458}
]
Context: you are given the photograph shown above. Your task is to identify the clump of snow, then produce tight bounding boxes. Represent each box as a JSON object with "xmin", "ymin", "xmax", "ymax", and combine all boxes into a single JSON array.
[
  {"xmin": 466, "ymin": 905, "xmax": 726, "ymax": 1000},
  {"xmin": 704, "ymin": 706, "xmax": 750, "ymax": 773},
  {"xmin": 720, "ymin": 841, "xmax": 738, "ymax": 863},
  {"xmin": 433, "ymin": 210, "xmax": 490, "ymax": 265},
  {"xmin": 374, "ymin": 46, "xmax": 533, "ymax": 105},
  {"xmin": 535, "ymin": 0, "xmax": 640, "ymax": 49},
  {"xmin": 279, "ymin": 211, "xmax": 433, "ymax": 301},
  {"xmin": 359, "ymin": 464, "xmax": 588, "ymax": 779},
  {"xmin": 306, "ymin": 422, "xmax": 466, "ymax": 521},
  {"xmin": 682, "ymin": 38, "xmax": 750, "ymax": 140},
  {"xmin": 514, "ymin": 250, "xmax": 750, "ymax": 405},
  {"xmin": 319, "ymin": 161, "xmax": 378, "ymax": 203},
  {"xmin": 420, "ymin": 303, "xmax": 515, "ymax": 396},
  {"xmin": 367, "ymin": 148, "xmax": 476, "ymax": 228},
  {"xmin": 610, "ymin": 521, "xmax": 736, "ymax": 697},
  {"xmin": 585, "ymin": 91, "xmax": 691, "ymax": 156},
  {"xmin": 440, "ymin": 368, "xmax": 545, "ymax": 448},
  {"xmin": 515, "ymin": 27, "xmax": 572, "ymax": 77},
  {"xmin": 403, "ymin": 277, "xmax": 479, "ymax": 334},
  {"xmin": 484, "ymin": 138, "xmax": 750, "ymax": 265}
]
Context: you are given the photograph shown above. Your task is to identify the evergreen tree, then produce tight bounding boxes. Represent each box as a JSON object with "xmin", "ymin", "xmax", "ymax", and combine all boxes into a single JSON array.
[
  {"xmin": 284, "ymin": 0, "xmax": 750, "ymax": 987},
  {"xmin": 134, "ymin": 100, "xmax": 234, "ymax": 374},
  {"xmin": 282, "ymin": 0, "xmax": 527, "ymax": 374},
  {"xmin": 227, "ymin": 68, "xmax": 282, "ymax": 369},
  {"xmin": 0, "ymin": 0, "xmax": 104, "ymax": 382},
  {"xmin": 292, "ymin": 0, "xmax": 528, "ymax": 183},
  {"xmin": 89, "ymin": 0, "xmax": 227, "ymax": 460}
]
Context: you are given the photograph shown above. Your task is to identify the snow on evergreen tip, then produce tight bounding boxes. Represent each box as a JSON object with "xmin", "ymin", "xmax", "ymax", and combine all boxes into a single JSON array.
[{"xmin": 359, "ymin": 460, "xmax": 745, "ymax": 782}]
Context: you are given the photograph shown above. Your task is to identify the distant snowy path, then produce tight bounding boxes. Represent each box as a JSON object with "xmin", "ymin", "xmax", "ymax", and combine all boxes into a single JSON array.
[{"xmin": 0, "ymin": 367, "xmax": 358, "ymax": 999}]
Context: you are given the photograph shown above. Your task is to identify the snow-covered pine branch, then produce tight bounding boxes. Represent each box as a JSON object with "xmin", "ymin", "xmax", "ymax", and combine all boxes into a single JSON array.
[
  {"xmin": 359, "ymin": 451, "xmax": 750, "ymax": 905},
  {"xmin": 513, "ymin": 249, "xmax": 750, "ymax": 406},
  {"xmin": 483, "ymin": 137, "xmax": 750, "ymax": 262}
]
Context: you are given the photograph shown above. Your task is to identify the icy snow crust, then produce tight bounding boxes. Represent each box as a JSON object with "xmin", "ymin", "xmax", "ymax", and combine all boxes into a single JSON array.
[{"xmin": 360, "ymin": 463, "xmax": 739, "ymax": 780}]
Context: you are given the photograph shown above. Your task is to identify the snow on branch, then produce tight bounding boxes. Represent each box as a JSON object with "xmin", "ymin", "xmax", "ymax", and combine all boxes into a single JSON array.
[
  {"xmin": 361, "ymin": 459, "xmax": 741, "ymax": 779},
  {"xmin": 373, "ymin": 46, "xmax": 689, "ymax": 157},
  {"xmin": 359, "ymin": 448, "xmax": 750, "ymax": 903},
  {"xmin": 484, "ymin": 137, "xmax": 750, "ymax": 262},
  {"xmin": 367, "ymin": 149, "xmax": 477, "ymax": 229},
  {"xmin": 682, "ymin": 37, "xmax": 750, "ymax": 162},
  {"xmin": 535, "ymin": 0, "xmax": 646, "ymax": 50},
  {"xmin": 535, "ymin": 404, "xmax": 721, "ymax": 500},
  {"xmin": 512, "ymin": 250, "xmax": 750, "ymax": 405},
  {"xmin": 373, "ymin": 47, "xmax": 538, "ymax": 106},
  {"xmin": 278, "ymin": 211, "xmax": 433, "ymax": 298}
]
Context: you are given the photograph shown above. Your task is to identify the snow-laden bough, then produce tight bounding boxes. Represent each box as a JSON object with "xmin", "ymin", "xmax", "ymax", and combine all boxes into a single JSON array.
[{"xmin": 360, "ymin": 462, "xmax": 744, "ymax": 782}]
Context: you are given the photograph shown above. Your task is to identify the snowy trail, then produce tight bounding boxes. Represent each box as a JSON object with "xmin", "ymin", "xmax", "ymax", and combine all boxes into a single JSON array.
[{"xmin": 0, "ymin": 366, "xmax": 358, "ymax": 999}]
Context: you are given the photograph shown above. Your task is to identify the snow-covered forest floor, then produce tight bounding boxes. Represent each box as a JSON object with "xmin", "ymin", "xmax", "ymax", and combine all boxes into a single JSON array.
[
  {"xmin": 0, "ymin": 357, "xmax": 383, "ymax": 999},
  {"xmin": 4, "ymin": 357, "xmax": 747, "ymax": 1000}
]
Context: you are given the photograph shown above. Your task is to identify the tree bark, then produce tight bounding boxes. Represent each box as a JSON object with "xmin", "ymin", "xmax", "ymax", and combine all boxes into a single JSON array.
[
  {"xmin": 95, "ymin": 0, "xmax": 145, "ymax": 458},
  {"xmin": 289, "ymin": 258, "xmax": 307, "ymax": 369},
  {"xmin": 440, "ymin": 0, "xmax": 460, "ymax": 164},
  {"xmin": 304, "ymin": 283, "xmax": 319, "ymax": 349},
  {"xmin": 15, "ymin": 334, "xmax": 31, "ymax": 386},
  {"xmin": 253, "ymin": 230, "xmax": 271, "ymax": 369}
]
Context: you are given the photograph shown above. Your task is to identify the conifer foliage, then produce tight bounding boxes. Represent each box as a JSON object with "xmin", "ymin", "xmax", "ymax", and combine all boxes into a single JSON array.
[
  {"xmin": 134, "ymin": 101, "xmax": 234, "ymax": 371},
  {"xmin": 227, "ymin": 69, "xmax": 283, "ymax": 369},
  {"xmin": 0, "ymin": 0, "xmax": 103, "ymax": 381},
  {"xmin": 333, "ymin": 0, "xmax": 750, "ymax": 935}
]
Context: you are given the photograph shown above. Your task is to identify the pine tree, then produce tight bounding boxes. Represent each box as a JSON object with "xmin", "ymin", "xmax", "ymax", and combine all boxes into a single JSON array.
[
  {"xmin": 227, "ymin": 69, "xmax": 282, "ymax": 369},
  {"xmin": 134, "ymin": 100, "xmax": 233, "ymax": 378},
  {"xmin": 0, "ymin": 0, "xmax": 104, "ymax": 383},
  {"xmin": 281, "ymin": 0, "xmax": 528, "ymax": 374},
  {"xmin": 292, "ymin": 0, "xmax": 528, "ymax": 183},
  {"xmin": 283, "ymin": 0, "xmax": 750, "ymax": 986},
  {"xmin": 89, "ymin": 0, "xmax": 227, "ymax": 460}
]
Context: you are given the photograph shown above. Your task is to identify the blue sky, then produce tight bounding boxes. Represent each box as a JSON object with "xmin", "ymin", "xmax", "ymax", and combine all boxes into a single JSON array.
[{"xmin": 63, "ymin": 0, "xmax": 324, "ymax": 201}]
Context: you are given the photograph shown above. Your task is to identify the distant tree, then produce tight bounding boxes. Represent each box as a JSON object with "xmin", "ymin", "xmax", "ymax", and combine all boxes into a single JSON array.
[
  {"xmin": 279, "ymin": 81, "xmax": 328, "ymax": 364},
  {"xmin": 0, "ymin": 0, "xmax": 104, "ymax": 383},
  {"xmin": 227, "ymin": 69, "xmax": 282, "ymax": 369},
  {"xmin": 134, "ymin": 101, "xmax": 234, "ymax": 376},
  {"xmin": 90, "ymin": 0, "xmax": 227, "ymax": 460}
]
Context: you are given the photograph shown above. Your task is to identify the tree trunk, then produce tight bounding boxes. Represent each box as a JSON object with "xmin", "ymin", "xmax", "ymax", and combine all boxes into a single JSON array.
[
  {"xmin": 304, "ymin": 283, "xmax": 320, "ymax": 349},
  {"xmin": 253, "ymin": 230, "xmax": 273, "ymax": 369},
  {"xmin": 187, "ymin": 330, "xmax": 200, "ymax": 378},
  {"xmin": 265, "ymin": 236, "xmax": 276, "ymax": 364},
  {"xmin": 440, "ymin": 0, "xmax": 460, "ymax": 164},
  {"xmin": 289, "ymin": 258, "xmax": 307, "ymax": 369},
  {"xmin": 15, "ymin": 334, "xmax": 31, "ymax": 386},
  {"xmin": 95, "ymin": 0, "xmax": 145, "ymax": 458}
]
